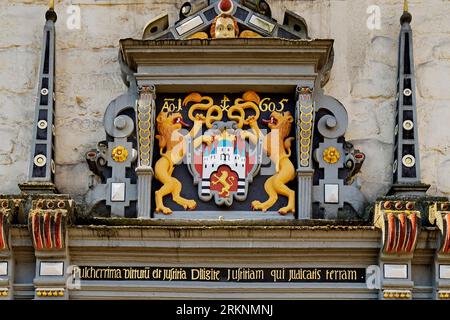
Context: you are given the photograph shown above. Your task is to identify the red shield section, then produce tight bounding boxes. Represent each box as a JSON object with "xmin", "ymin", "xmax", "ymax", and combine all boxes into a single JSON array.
[{"xmin": 210, "ymin": 165, "xmax": 238, "ymax": 198}]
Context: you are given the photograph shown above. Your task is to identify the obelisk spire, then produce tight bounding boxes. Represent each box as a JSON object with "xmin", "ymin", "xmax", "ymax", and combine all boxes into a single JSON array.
[
  {"xmin": 389, "ymin": 1, "xmax": 429, "ymax": 195},
  {"xmin": 20, "ymin": 3, "xmax": 58, "ymax": 193}
]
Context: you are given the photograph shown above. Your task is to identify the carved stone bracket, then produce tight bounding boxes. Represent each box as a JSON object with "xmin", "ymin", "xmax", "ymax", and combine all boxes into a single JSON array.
[
  {"xmin": 28, "ymin": 197, "xmax": 74, "ymax": 251},
  {"xmin": 0, "ymin": 198, "xmax": 24, "ymax": 251},
  {"xmin": 374, "ymin": 198, "xmax": 424, "ymax": 299},
  {"xmin": 374, "ymin": 200, "xmax": 420, "ymax": 255},
  {"xmin": 0, "ymin": 197, "xmax": 23, "ymax": 300},
  {"xmin": 429, "ymin": 201, "xmax": 450, "ymax": 300},
  {"xmin": 429, "ymin": 202, "xmax": 450, "ymax": 254}
]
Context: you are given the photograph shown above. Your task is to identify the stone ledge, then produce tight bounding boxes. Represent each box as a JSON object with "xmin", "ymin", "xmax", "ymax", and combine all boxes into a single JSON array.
[{"xmin": 74, "ymin": 216, "xmax": 374, "ymax": 228}]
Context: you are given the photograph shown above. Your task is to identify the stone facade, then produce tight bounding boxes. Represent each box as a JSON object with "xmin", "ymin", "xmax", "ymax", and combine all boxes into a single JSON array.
[
  {"xmin": 1, "ymin": 0, "xmax": 450, "ymax": 301},
  {"xmin": 0, "ymin": 0, "xmax": 449, "ymax": 204}
]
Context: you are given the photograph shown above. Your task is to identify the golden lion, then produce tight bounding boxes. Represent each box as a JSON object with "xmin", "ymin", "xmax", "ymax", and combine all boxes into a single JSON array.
[
  {"xmin": 244, "ymin": 111, "xmax": 296, "ymax": 215},
  {"xmin": 154, "ymin": 111, "xmax": 210, "ymax": 214}
]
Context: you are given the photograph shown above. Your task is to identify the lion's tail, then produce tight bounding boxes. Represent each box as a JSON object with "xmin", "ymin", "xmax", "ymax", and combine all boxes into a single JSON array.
[{"xmin": 284, "ymin": 137, "xmax": 295, "ymax": 157}]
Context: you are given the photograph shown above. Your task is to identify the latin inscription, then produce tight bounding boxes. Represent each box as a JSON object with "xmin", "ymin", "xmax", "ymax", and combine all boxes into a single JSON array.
[{"xmin": 74, "ymin": 266, "xmax": 365, "ymax": 283}]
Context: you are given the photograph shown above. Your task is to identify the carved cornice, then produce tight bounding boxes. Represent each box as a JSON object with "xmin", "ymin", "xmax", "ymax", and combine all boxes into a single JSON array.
[{"xmin": 120, "ymin": 38, "xmax": 334, "ymax": 74}]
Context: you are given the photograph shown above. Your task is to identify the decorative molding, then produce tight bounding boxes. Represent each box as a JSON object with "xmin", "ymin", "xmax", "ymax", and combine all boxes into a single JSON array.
[
  {"xmin": 0, "ymin": 198, "xmax": 23, "ymax": 251},
  {"xmin": 374, "ymin": 200, "xmax": 420, "ymax": 254},
  {"xmin": 382, "ymin": 289, "xmax": 411, "ymax": 299},
  {"xmin": 35, "ymin": 288, "xmax": 65, "ymax": 298},
  {"xmin": 136, "ymin": 85, "xmax": 156, "ymax": 168},
  {"xmin": 296, "ymin": 85, "xmax": 314, "ymax": 219},
  {"xmin": 296, "ymin": 86, "xmax": 314, "ymax": 169},
  {"xmin": 429, "ymin": 202, "xmax": 450, "ymax": 254},
  {"xmin": 142, "ymin": 0, "xmax": 308, "ymax": 42},
  {"xmin": 438, "ymin": 290, "xmax": 450, "ymax": 300},
  {"xmin": 136, "ymin": 85, "xmax": 156, "ymax": 218},
  {"xmin": 28, "ymin": 198, "xmax": 74, "ymax": 251},
  {"xmin": 120, "ymin": 38, "xmax": 333, "ymax": 77}
]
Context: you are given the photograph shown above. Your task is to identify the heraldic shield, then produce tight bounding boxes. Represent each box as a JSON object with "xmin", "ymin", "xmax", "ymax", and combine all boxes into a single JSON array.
[{"xmin": 188, "ymin": 121, "xmax": 262, "ymax": 206}]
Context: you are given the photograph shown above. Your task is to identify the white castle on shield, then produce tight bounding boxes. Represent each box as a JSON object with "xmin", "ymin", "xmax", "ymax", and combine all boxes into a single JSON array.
[
  {"xmin": 202, "ymin": 134, "xmax": 246, "ymax": 179},
  {"xmin": 200, "ymin": 131, "xmax": 247, "ymax": 197}
]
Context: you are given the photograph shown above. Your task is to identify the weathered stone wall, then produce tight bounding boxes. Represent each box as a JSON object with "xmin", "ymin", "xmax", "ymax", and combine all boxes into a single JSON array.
[{"xmin": 0, "ymin": 0, "xmax": 449, "ymax": 204}]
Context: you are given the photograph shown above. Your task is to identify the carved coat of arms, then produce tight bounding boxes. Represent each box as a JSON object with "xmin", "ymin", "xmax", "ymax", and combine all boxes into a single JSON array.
[{"xmin": 153, "ymin": 91, "xmax": 297, "ymax": 215}]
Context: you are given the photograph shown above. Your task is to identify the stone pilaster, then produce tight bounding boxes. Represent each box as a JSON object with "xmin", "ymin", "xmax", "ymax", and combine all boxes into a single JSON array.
[
  {"xmin": 136, "ymin": 85, "xmax": 156, "ymax": 218},
  {"xmin": 295, "ymin": 84, "xmax": 315, "ymax": 219}
]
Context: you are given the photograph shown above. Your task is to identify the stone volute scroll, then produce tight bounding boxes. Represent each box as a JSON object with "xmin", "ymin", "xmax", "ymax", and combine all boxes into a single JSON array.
[
  {"xmin": 312, "ymin": 94, "xmax": 366, "ymax": 219},
  {"xmin": 85, "ymin": 80, "xmax": 139, "ymax": 217}
]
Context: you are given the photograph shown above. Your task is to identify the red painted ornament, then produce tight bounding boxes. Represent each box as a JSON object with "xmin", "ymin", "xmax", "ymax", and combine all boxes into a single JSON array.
[{"xmin": 219, "ymin": 0, "xmax": 233, "ymax": 14}]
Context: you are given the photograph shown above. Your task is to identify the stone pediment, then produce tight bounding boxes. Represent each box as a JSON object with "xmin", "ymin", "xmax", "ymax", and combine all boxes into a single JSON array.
[{"xmin": 142, "ymin": 0, "xmax": 308, "ymax": 40}]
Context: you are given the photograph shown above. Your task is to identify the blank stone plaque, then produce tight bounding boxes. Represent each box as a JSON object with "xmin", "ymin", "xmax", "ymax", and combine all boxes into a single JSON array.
[
  {"xmin": 0, "ymin": 262, "xmax": 7, "ymax": 276},
  {"xmin": 40, "ymin": 262, "xmax": 64, "ymax": 276},
  {"xmin": 111, "ymin": 183, "xmax": 126, "ymax": 202},
  {"xmin": 324, "ymin": 184, "xmax": 339, "ymax": 204},
  {"xmin": 384, "ymin": 264, "xmax": 408, "ymax": 279},
  {"xmin": 440, "ymin": 265, "xmax": 450, "ymax": 279}
]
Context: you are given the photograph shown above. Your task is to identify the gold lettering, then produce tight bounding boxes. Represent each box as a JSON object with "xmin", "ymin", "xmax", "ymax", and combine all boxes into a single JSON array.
[
  {"xmin": 325, "ymin": 269, "xmax": 357, "ymax": 281},
  {"xmin": 161, "ymin": 98, "xmax": 182, "ymax": 113},
  {"xmin": 288, "ymin": 268, "xmax": 323, "ymax": 281},
  {"xmin": 152, "ymin": 268, "xmax": 162, "ymax": 279},
  {"xmin": 191, "ymin": 268, "xmax": 220, "ymax": 281},
  {"xmin": 270, "ymin": 269, "xmax": 285, "ymax": 282},
  {"xmin": 259, "ymin": 97, "xmax": 270, "ymax": 112},
  {"xmin": 277, "ymin": 98, "xmax": 288, "ymax": 112},
  {"xmin": 163, "ymin": 268, "xmax": 187, "ymax": 281},
  {"xmin": 227, "ymin": 268, "xmax": 264, "ymax": 281}
]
